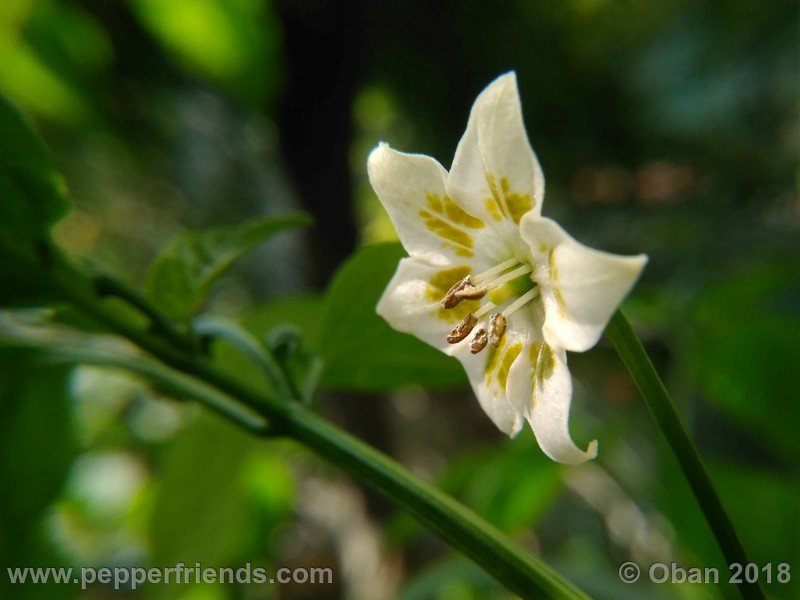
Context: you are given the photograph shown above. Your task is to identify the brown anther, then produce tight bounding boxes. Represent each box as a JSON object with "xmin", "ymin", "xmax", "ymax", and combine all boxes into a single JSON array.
[
  {"xmin": 441, "ymin": 276, "xmax": 473, "ymax": 309},
  {"xmin": 446, "ymin": 313, "xmax": 477, "ymax": 344},
  {"xmin": 488, "ymin": 313, "xmax": 507, "ymax": 347},
  {"xmin": 454, "ymin": 285, "xmax": 488, "ymax": 301},
  {"xmin": 469, "ymin": 328, "xmax": 489, "ymax": 354}
]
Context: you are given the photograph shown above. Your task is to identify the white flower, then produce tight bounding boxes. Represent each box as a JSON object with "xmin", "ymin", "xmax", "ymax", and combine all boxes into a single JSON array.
[{"xmin": 367, "ymin": 72, "xmax": 647, "ymax": 464}]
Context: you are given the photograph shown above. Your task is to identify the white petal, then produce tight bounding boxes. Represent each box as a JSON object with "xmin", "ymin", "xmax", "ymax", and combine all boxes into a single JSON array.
[
  {"xmin": 368, "ymin": 143, "xmax": 494, "ymax": 267},
  {"xmin": 448, "ymin": 72, "xmax": 544, "ymax": 237},
  {"xmin": 377, "ymin": 256, "xmax": 483, "ymax": 352},
  {"xmin": 520, "ymin": 215, "xmax": 647, "ymax": 353},
  {"xmin": 378, "ymin": 256, "xmax": 527, "ymax": 436},
  {"xmin": 460, "ymin": 327, "xmax": 528, "ymax": 436},
  {"xmin": 526, "ymin": 344, "xmax": 598, "ymax": 465}
]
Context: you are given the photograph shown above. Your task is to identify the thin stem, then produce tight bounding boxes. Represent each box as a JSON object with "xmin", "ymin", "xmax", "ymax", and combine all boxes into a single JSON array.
[
  {"xmin": 192, "ymin": 314, "xmax": 295, "ymax": 399},
  {"xmin": 473, "ymin": 257, "xmax": 518, "ymax": 283},
  {"xmin": 93, "ymin": 274, "xmax": 197, "ymax": 353},
  {"xmin": 606, "ymin": 310, "xmax": 764, "ymax": 600},
  {"xmin": 482, "ymin": 263, "xmax": 532, "ymax": 290},
  {"xmin": 42, "ymin": 261, "xmax": 588, "ymax": 600}
]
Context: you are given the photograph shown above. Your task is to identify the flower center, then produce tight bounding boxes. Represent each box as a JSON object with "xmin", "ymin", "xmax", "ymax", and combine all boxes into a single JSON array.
[{"xmin": 441, "ymin": 260, "xmax": 540, "ymax": 353}]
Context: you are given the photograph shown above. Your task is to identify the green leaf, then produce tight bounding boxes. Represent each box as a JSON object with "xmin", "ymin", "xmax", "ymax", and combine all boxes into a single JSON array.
[
  {"xmin": 0, "ymin": 350, "xmax": 76, "ymax": 598},
  {"xmin": 149, "ymin": 410, "xmax": 255, "ymax": 567},
  {"xmin": 440, "ymin": 437, "xmax": 562, "ymax": 533},
  {"xmin": 0, "ymin": 95, "xmax": 71, "ymax": 247},
  {"xmin": 145, "ymin": 213, "xmax": 311, "ymax": 320},
  {"xmin": 0, "ymin": 95, "xmax": 71, "ymax": 307},
  {"xmin": 214, "ymin": 294, "xmax": 324, "ymax": 396},
  {"xmin": 687, "ymin": 262, "xmax": 800, "ymax": 457},
  {"xmin": 320, "ymin": 243, "xmax": 467, "ymax": 392}
]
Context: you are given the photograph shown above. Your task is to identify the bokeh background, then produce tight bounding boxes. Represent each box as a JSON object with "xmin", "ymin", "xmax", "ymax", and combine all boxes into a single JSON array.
[{"xmin": 1, "ymin": 1, "xmax": 798, "ymax": 598}]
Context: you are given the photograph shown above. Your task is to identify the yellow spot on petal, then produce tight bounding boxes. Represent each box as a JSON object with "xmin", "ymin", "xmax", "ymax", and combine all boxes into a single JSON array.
[
  {"xmin": 500, "ymin": 177, "xmax": 532, "ymax": 224},
  {"xmin": 453, "ymin": 246, "xmax": 474, "ymax": 257},
  {"xmin": 553, "ymin": 288, "xmax": 567, "ymax": 316},
  {"xmin": 419, "ymin": 209, "xmax": 474, "ymax": 251},
  {"xmin": 497, "ymin": 343, "xmax": 522, "ymax": 391},
  {"xmin": 531, "ymin": 343, "xmax": 556, "ymax": 408},
  {"xmin": 486, "ymin": 173, "xmax": 509, "ymax": 219},
  {"xmin": 426, "ymin": 194, "xmax": 444, "ymax": 213},
  {"xmin": 484, "ymin": 198, "xmax": 503, "ymax": 221},
  {"xmin": 548, "ymin": 249, "xmax": 558, "ymax": 281},
  {"xmin": 539, "ymin": 243, "xmax": 549, "ymax": 253},
  {"xmin": 534, "ymin": 344, "xmax": 556, "ymax": 383},
  {"xmin": 484, "ymin": 335, "xmax": 507, "ymax": 381},
  {"xmin": 426, "ymin": 265, "xmax": 478, "ymax": 323},
  {"xmin": 528, "ymin": 342, "xmax": 540, "ymax": 362},
  {"xmin": 428, "ymin": 265, "xmax": 471, "ymax": 292},
  {"xmin": 486, "ymin": 173, "xmax": 533, "ymax": 224},
  {"xmin": 442, "ymin": 195, "xmax": 484, "ymax": 229}
]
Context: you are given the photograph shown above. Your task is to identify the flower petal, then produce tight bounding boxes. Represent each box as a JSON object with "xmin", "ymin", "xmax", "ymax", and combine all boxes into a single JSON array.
[
  {"xmin": 460, "ymin": 327, "xmax": 527, "ymax": 436},
  {"xmin": 377, "ymin": 256, "xmax": 482, "ymax": 352},
  {"xmin": 525, "ymin": 343, "xmax": 597, "ymax": 464},
  {"xmin": 448, "ymin": 72, "xmax": 544, "ymax": 235},
  {"xmin": 520, "ymin": 215, "xmax": 647, "ymax": 352},
  {"xmin": 368, "ymin": 143, "xmax": 494, "ymax": 266},
  {"xmin": 378, "ymin": 256, "xmax": 527, "ymax": 435}
]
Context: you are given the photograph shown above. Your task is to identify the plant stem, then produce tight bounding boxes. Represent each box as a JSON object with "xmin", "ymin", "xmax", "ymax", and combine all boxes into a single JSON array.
[
  {"xmin": 606, "ymin": 310, "xmax": 764, "ymax": 600},
  {"xmin": 44, "ymin": 262, "xmax": 589, "ymax": 600},
  {"xmin": 93, "ymin": 274, "xmax": 196, "ymax": 353},
  {"xmin": 192, "ymin": 314, "xmax": 296, "ymax": 400}
]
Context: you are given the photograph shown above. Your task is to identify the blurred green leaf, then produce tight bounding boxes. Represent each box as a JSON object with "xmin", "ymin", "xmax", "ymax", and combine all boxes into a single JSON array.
[
  {"xmin": 145, "ymin": 213, "xmax": 310, "ymax": 321},
  {"xmin": 0, "ymin": 350, "xmax": 75, "ymax": 598},
  {"xmin": 0, "ymin": 95, "xmax": 70, "ymax": 247},
  {"xmin": 439, "ymin": 436, "xmax": 561, "ymax": 533},
  {"xmin": 0, "ymin": 95, "xmax": 71, "ymax": 306},
  {"xmin": 130, "ymin": 0, "xmax": 283, "ymax": 105},
  {"xmin": 320, "ymin": 243, "xmax": 467, "ymax": 392},
  {"xmin": 265, "ymin": 325, "xmax": 322, "ymax": 403},
  {"xmin": 711, "ymin": 462, "xmax": 800, "ymax": 599},
  {"xmin": 687, "ymin": 262, "xmax": 800, "ymax": 457},
  {"xmin": 214, "ymin": 294, "xmax": 324, "ymax": 397},
  {"xmin": 150, "ymin": 409, "xmax": 255, "ymax": 567},
  {"xmin": 399, "ymin": 556, "xmax": 505, "ymax": 600}
]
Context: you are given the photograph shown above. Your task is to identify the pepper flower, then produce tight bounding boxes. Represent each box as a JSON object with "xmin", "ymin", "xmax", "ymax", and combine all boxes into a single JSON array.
[{"xmin": 368, "ymin": 73, "xmax": 647, "ymax": 464}]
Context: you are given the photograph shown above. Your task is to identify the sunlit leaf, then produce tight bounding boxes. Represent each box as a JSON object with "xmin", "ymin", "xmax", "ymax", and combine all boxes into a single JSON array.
[
  {"xmin": 130, "ymin": 0, "xmax": 283, "ymax": 105},
  {"xmin": 320, "ymin": 243, "xmax": 467, "ymax": 392},
  {"xmin": 145, "ymin": 213, "xmax": 310, "ymax": 321}
]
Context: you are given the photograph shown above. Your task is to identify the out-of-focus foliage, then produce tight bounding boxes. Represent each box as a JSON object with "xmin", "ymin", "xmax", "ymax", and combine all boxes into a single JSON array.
[
  {"xmin": 145, "ymin": 213, "xmax": 309, "ymax": 320},
  {"xmin": 0, "ymin": 0, "xmax": 797, "ymax": 599},
  {"xmin": 0, "ymin": 95, "xmax": 71, "ymax": 304},
  {"xmin": 319, "ymin": 243, "xmax": 466, "ymax": 392}
]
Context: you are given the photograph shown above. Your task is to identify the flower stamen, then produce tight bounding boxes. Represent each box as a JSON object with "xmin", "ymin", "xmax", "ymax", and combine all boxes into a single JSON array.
[
  {"xmin": 488, "ymin": 313, "xmax": 506, "ymax": 347},
  {"xmin": 472, "ymin": 258, "xmax": 519, "ymax": 284},
  {"xmin": 501, "ymin": 287, "xmax": 541, "ymax": 319},
  {"xmin": 474, "ymin": 301, "xmax": 496, "ymax": 320},
  {"xmin": 454, "ymin": 285, "xmax": 487, "ymax": 301},
  {"xmin": 469, "ymin": 328, "xmax": 489, "ymax": 353},
  {"xmin": 447, "ymin": 313, "xmax": 477, "ymax": 343},
  {"xmin": 441, "ymin": 276, "xmax": 472, "ymax": 308},
  {"xmin": 481, "ymin": 263, "xmax": 532, "ymax": 290}
]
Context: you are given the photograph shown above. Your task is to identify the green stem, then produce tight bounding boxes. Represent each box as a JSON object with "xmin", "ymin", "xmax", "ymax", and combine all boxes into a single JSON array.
[
  {"xmin": 43, "ymin": 262, "xmax": 588, "ymax": 600},
  {"xmin": 93, "ymin": 274, "xmax": 197, "ymax": 354},
  {"xmin": 606, "ymin": 311, "xmax": 764, "ymax": 600},
  {"xmin": 192, "ymin": 314, "xmax": 295, "ymax": 400}
]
